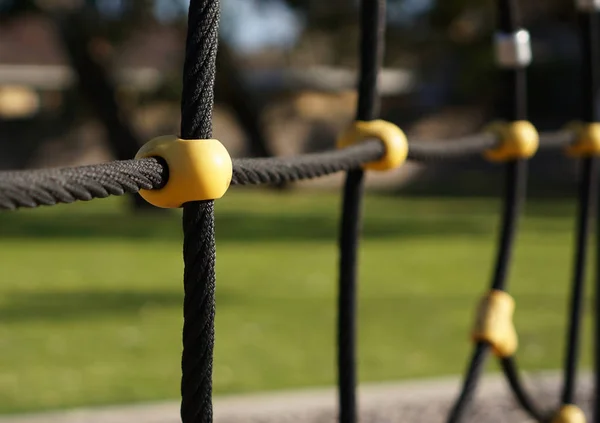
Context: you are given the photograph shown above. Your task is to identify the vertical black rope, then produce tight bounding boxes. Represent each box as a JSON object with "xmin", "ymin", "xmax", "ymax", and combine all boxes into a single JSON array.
[
  {"xmin": 355, "ymin": 0, "xmax": 384, "ymax": 121},
  {"xmin": 180, "ymin": 1, "xmax": 220, "ymax": 422},
  {"xmin": 496, "ymin": 0, "xmax": 518, "ymax": 32},
  {"xmin": 446, "ymin": 161, "xmax": 529, "ymax": 423},
  {"xmin": 561, "ymin": 156, "xmax": 597, "ymax": 406},
  {"xmin": 492, "ymin": 161, "xmax": 546, "ymax": 422},
  {"xmin": 446, "ymin": 343, "xmax": 490, "ymax": 423},
  {"xmin": 492, "ymin": 2, "xmax": 547, "ymax": 420},
  {"xmin": 579, "ymin": 9, "xmax": 600, "ymax": 124},
  {"xmin": 566, "ymin": 7, "xmax": 600, "ymax": 413},
  {"xmin": 337, "ymin": 169, "xmax": 364, "ymax": 423},
  {"xmin": 337, "ymin": 1, "xmax": 385, "ymax": 422},
  {"xmin": 490, "ymin": 159, "xmax": 527, "ymax": 292},
  {"xmin": 447, "ymin": 1, "xmax": 535, "ymax": 421},
  {"xmin": 578, "ymin": 7, "xmax": 600, "ymax": 422},
  {"xmin": 491, "ymin": 0, "xmax": 528, "ymax": 293},
  {"xmin": 496, "ymin": 0, "xmax": 527, "ymax": 122}
]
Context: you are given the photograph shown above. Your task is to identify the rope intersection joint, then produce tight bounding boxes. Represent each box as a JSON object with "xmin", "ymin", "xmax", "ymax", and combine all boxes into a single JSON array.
[
  {"xmin": 551, "ymin": 404, "xmax": 587, "ymax": 423},
  {"xmin": 565, "ymin": 122, "xmax": 600, "ymax": 158},
  {"xmin": 337, "ymin": 119, "xmax": 408, "ymax": 171},
  {"xmin": 484, "ymin": 121, "xmax": 539, "ymax": 162},
  {"xmin": 472, "ymin": 290, "xmax": 517, "ymax": 358},
  {"xmin": 135, "ymin": 135, "xmax": 232, "ymax": 208}
]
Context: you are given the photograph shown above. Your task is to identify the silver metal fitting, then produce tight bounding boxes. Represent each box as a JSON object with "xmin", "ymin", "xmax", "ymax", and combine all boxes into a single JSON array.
[
  {"xmin": 576, "ymin": 0, "xmax": 600, "ymax": 12},
  {"xmin": 494, "ymin": 30, "xmax": 532, "ymax": 69}
]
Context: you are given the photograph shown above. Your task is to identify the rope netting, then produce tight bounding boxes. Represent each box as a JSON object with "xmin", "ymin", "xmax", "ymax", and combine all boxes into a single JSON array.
[{"xmin": 1, "ymin": 0, "xmax": 599, "ymax": 422}]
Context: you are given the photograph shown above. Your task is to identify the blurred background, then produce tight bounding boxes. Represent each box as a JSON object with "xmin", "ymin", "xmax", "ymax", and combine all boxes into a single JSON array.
[{"xmin": 0, "ymin": 0, "xmax": 595, "ymax": 417}]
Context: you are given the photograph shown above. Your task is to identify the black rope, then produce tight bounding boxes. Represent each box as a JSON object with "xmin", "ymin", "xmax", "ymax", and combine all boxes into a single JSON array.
[
  {"xmin": 579, "ymin": 10, "xmax": 600, "ymax": 124},
  {"xmin": 491, "ymin": 163, "xmax": 546, "ymax": 423},
  {"xmin": 446, "ymin": 343, "xmax": 490, "ymax": 423},
  {"xmin": 336, "ymin": 1, "xmax": 385, "ymax": 422},
  {"xmin": 446, "ymin": 0, "xmax": 540, "ymax": 420},
  {"xmin": 496, "ymin": 0, "xmax": 518, "ymax": 33},
  {"xmin": 493, "ymin": 1, "xmax": 548, "ymax": 420},
  {"xmin": 231, "ymin": 141, "xmax": 383, "ymax": 185},
  {"xmin": 446, "ymin": 161, "xmax": 532, "ymax": 423},
  {"xmin": 560, "ymin": 3, "xmax": 600, "ymax": 416},
  {"xmin": 179, "ymin": 0, "xmax": 220, "ymax": 422},
  {"xmin": 538, "ymin": 130, "xmax": 576, "ymax": 150},
  {"xmin": 0, "ymin": 158, "xmax": 166, "ymax": 210},
  {"xmin": 0, "ymin": 131, "xmax": 574, "ymax": 211},
  {"xmin": 337, "ymin": 168, "xmax": 363, "ymax": 423},
  {"xmin": 496, "ymin": 0, "xmax": 526, "ymax": 122},
  {"xmin": 490, "ymin": 159, "xmax": 527, "ymax": 292},
  {"xmin": 499, "ymin": 357, "xmax": 549, "ymax": 421},
  {"xmin": 561, "ymin": 158, "xmax": 598, "ymax": 407},
  {"xmin": 406, "ymin": 130, "xmax": 573, "ymax": 163},
  {"xmin": 579, "ymin": 6, "xmax": 600, "ymax": 422},
  {"xmin": 407, "ymin": 133, "xmax": 498, "ymax": 162}
]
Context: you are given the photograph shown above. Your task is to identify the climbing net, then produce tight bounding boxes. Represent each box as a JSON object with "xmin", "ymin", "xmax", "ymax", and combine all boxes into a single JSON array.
[{"xmin": 1, "ymin": 0, "xmax": 600, "ymax": 422}]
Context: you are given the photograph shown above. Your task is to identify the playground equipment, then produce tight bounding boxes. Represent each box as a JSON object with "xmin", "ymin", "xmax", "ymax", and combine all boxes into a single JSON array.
[{"xmin": 1, "ymin": 0, "xmax": 600, "ymax": 422}]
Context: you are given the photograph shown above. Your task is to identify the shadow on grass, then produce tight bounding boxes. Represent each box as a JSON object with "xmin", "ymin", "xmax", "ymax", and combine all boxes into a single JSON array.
[
  {"xmin": 0, "ymin": 211, "xmax": 492, "ymax": 242},
  {"xmin": 0, "ymin": 289, "xmax": 183, "ymax": 323},
  {"xmin": 0, "ymin": 287, "xmax": 581, "ymax": 324}
]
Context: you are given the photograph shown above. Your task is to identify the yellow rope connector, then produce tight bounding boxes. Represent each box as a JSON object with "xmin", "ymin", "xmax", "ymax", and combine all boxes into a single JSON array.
[
  {"xmin": 337, "ymin": 119, "xmax": 408, "ymax": 171},
  {"xmin": 484, "ymin": 120, "xmax": 539, "ymax": 162},
  {"xmin": 135, "ymin": 135, "xmax": 232, "ymax": 208},
  {"xmin": 565, "ymin": 121, "xmax": 600, "ymax": 157},
  {"xmin": 471, "ymin": 290, "xmax": 517, "ymax": 357},
  {"xmin": 551, "ymin": 405, "xmax": 587, "ymax": 423}
]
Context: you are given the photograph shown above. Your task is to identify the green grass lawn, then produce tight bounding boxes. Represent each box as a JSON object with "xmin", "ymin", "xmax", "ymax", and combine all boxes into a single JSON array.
[{"xmin": 0, "ymin": 188, "xmax": 592, "ymax": 414}]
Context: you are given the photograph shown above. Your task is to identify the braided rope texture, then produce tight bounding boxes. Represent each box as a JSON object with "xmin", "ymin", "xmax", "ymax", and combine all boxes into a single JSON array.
[
  {"xmin": 179, "ymin": 0, "xmax": 220, "ymax": 422},
  {"xmin": 181, "ymin": 200, "xmax": 216, "ymax": 423},
  {"xmin": 0, "ymin": 131, "xmax": 576, "ymax": 211},
  {"xmin": 181, "ymin": 0, "xmax": 219, "ymax": 140},
  {"xmin": 0, "ymin": 158, "xmax": 165, "ymax": 210},
  {"xmin": 231, "ymin": 140, "xmax": 383, "ymax": 185}
]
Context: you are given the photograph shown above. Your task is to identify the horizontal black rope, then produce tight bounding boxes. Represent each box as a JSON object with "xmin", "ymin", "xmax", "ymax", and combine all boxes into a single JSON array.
[
  {"xmin": 409, "ymin": 130, "xmax": 573, "ymax": 162},
  {"xmin": 0, "ymin": 158, "xmax": 167, "ymax": 210},
  {"xmin": 537, "ymin": 130, "xmax": 576, "ymax": 150},
  {"xmin": 0, "ymin": 130, "xmax": 576, "ymax": 211},
  {"xmin": 231, "ymin": 140, "xmax": 383, "ymax": 185},
  {"xmin": 408, "ymin": 133, "xmax": 497, "ymax": 161}
]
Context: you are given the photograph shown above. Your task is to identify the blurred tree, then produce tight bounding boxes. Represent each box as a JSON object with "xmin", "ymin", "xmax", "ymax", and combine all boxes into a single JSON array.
[
  {"xmin": 0, "ymin": 0, "xmax": 282, "ymax": 205},
  {"xmin": 271, "ymin": 0, "xmax": 580, "ymax": 114}
]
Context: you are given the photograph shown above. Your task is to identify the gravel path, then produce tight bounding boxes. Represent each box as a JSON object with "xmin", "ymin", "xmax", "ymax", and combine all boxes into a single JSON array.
[{"xmin": 0, "ymin": 371, "xmax": 592, "ymax": 423}]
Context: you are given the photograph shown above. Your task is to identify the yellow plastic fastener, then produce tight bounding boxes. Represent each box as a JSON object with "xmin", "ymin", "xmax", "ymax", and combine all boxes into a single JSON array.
[
  {"xmin": 551, "ymin": 405, "xmax": 587, "ymax": 423},
  {"xmin": 135, "ymin": 135, "xmax": 232, "ymax": 208},
  {"xmin": 565, "ymin": 121, "xmax": 600, "ymax": 157},
  {"xmin": 484, "ymin": 120, "xmax": 539, "ymax": 162},
  {"xmin": 337, "ymin": 119, "xmax": 408, "ymax": 171},
  {"xmin": 472, "ymin": 290, "xmax": 517, "ymax": 357}
]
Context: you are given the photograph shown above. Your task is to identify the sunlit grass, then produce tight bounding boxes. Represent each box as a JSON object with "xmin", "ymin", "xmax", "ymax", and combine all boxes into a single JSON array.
[{"xmin": 0, "ymin": 189, "xmax": 589, "ymax": 414}]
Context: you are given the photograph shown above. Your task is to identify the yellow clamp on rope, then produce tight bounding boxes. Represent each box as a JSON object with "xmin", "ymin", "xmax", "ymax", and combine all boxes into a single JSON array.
[
  {"xmin": 565, "ymin": 121, "xmax": 600, "ymax": 157},
  {"xmin": 484, "ymin": 120, "xmax": 539, "ymax": 162},
  {"xmin": 135, "ymin": 135, "xmax": 232, "ymax": 208},
  {"xmin": 337, "ymin": 119, "xmax": 408, "ymax": 171},
  {"xmin": 551, "ymin": 405, "xmax": 587, "ymax": 423},
  {"xmin": 471, "ymin": 290, "xmax": 517, "ymax": 358}
]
